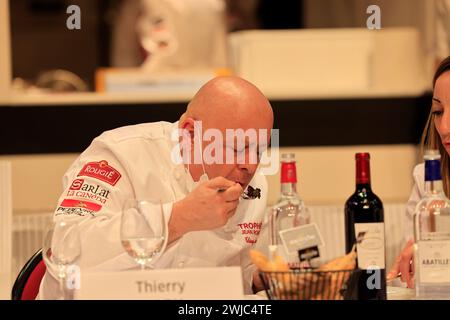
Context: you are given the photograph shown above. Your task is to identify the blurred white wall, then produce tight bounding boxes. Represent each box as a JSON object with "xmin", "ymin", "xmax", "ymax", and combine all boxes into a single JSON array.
[
  {"xmin": 303, "ymin": 0, "xmax": 436, "ymax": 82},
  {"xmin": 0, "ymin": 154, "xmax": 78, "ymax": 215},
  {"xmin": 229, "ymin": 28, "xmax": 428, "ymax": 97}
]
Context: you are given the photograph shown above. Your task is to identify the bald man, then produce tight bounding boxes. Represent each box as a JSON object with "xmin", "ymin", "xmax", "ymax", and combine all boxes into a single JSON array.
[{"xmin": 38, "ymin": 76, "xmax": 274, "ymax": 299}]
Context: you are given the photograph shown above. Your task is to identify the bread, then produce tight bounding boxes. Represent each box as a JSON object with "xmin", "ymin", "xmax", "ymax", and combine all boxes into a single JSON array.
[{"xmin": 249, "ymin": 248, "xmax": 356, "ymax": 300}]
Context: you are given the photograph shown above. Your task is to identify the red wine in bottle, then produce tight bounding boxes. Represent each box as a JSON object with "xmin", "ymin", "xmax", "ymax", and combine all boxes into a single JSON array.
[{"xmin": 344, "ymin": 153, "xmax": 386, "ymax": 300}]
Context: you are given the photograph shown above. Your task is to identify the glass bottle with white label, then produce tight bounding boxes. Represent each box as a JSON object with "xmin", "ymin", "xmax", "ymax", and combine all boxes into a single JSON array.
[
  {"xmin": 344, "ymin": 152, "xmax": 386, "ymax": 300},
  {"xmin": 414, "ymin": 150, "xmax": 450, "ymax": 299},
  {"xmin": 269, "ymin": 153, "xmax": 310, "ymax": 268}
]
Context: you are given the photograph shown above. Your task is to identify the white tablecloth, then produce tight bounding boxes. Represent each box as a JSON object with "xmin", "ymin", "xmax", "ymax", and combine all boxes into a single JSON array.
[{"xmin": 244, "ymin": 286, "xmax": 415, "ymax": 300}]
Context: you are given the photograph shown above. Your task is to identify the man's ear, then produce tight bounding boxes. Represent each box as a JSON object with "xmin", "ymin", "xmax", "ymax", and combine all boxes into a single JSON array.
[{"xmin": 180, "ymin": 117, "xmax": 195, "ymax": 144}]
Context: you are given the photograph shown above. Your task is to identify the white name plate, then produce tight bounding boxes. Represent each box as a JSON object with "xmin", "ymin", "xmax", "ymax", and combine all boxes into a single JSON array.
[{"xmin": 76, "ymin": 267, "xmax": 244, "ymax": 300}]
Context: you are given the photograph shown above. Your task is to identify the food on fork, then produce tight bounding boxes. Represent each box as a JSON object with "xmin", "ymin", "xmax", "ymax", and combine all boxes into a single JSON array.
[
  {"xmin": 218, "ymin": 184, "xmax": 261, "ymax": 200},
  {"xmin": 242, "ymin": 185, "xmax": 261, "ymax": 199}
]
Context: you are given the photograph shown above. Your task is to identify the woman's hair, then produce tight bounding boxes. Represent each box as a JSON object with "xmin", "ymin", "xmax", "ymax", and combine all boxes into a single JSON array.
[{"xmin": 421, "ymin": 56, "xmax": 450, "ymax": 196}]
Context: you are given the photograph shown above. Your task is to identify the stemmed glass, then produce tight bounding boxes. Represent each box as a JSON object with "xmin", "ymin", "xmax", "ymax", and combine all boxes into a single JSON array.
[
  {"xmin": 42, "ymin": 220, "xmax": 81, "ymax": 299},
  {"xmin": 120, "ymin": 200, "xmax": 167, "ymax": 270}
]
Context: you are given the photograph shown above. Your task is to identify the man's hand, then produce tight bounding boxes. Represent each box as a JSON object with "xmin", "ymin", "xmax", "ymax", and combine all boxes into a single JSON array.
[
  {"xmin": 387, "ymin": 239, "xmax": 414, "ymax": 288},
  {"xmin": 168, "ymin": 177, "xmax": 243, "ymax": 243}
]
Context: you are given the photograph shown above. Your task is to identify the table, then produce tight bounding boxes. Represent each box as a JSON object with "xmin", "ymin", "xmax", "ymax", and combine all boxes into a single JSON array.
[{"xmin": 245, "ymin": 286, "xmax": 415, "ymax": 300}]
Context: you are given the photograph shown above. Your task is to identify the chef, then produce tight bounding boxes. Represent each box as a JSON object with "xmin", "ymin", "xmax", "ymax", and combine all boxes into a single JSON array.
[{"xmin": 38, "ymin": 76, "xmax": 274, "ymax": 299}]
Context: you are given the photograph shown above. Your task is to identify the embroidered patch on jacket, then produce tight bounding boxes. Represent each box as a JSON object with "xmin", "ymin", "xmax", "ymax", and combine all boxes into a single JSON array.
[
  {"xmin": 55, "ymin": 206, "xmax": 95, "ymax": 217},
  {"xmin": 77, "ymin": 160, "xmax": 121, "ymax": 186},
  {"xmin": 55, "ymin": 199, "xmax": 102, "ymax": 217},
  {"xmin": 60, "ymin": 199, "xmax": 102, "ymax": 211},
  {"xmin": 66, "ymin": 179, "xmax": 111, "ymax": 204},
  {"xmin": 238, "ymin": 221, "xmax": 262, "ymax": 244}
]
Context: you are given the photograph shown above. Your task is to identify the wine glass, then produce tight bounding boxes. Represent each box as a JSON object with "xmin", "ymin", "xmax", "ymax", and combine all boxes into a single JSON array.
[
  {"xmin": 120, "ymin": 200, "xmax": 167, "ymax": 270},
  {"xmin": 42, "ymin": 220, "xmax": 81, "ymax": 299}
]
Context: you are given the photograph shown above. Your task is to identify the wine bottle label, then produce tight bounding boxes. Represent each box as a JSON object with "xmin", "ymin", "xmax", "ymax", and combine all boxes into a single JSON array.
[
  {"xmin": 418, "ymin": 240, "xmax": 450, "ymax": 283},
  {"xmin": 354, "ymin": 222, "xmax": 386, "ymax": 270}
]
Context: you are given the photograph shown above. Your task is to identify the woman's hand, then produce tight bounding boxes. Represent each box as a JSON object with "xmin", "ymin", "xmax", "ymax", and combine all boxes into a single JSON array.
[{"xmin": 387, "ymin": 239, "xmax": 415, "ymax": 288}]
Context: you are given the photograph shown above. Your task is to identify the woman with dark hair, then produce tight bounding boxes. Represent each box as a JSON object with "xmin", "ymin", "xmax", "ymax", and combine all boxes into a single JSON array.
[{"xmin": 387, "ymin": 56, "xmax": 450, "ymax": 288}]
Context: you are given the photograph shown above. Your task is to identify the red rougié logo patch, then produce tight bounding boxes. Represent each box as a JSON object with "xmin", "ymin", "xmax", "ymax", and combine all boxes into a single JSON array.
[{"xmin": 77, "ymin": 160, "xmax": 121, "ymax": 186}]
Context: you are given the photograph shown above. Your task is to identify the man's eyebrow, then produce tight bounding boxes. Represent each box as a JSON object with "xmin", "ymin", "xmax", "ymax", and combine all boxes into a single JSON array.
[{"xmin": 433, "ymin": 97, "xmax": 442, "ymax": 103}]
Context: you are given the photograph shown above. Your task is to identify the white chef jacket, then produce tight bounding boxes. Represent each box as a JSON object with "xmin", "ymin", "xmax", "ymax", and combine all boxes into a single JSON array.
[
  {"xmin": 404, "ymin": 163, "xmax": 425, "ymax": 244},
  {"xmin": 38, "ymin": 121, "xmax": 268, "ymax": 299}
]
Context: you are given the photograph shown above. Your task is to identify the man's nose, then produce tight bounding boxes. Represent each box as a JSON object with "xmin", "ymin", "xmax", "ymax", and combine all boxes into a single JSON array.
[
  {"xmin": 236, "ymin": 149, "xmax": 259, "ymax": 174},
  {"xmin": 237, "ymin": 162, "xmax": 258, "ymax": 175},
  {"xmin": 238, "ymin": 153, "xmax": 258, "ymax": 174}
]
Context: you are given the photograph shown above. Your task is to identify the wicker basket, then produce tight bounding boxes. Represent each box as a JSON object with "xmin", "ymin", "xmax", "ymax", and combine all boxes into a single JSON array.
[{"xmin": 259, "ymin": 269, "xmax": 357, "ymax": 300}]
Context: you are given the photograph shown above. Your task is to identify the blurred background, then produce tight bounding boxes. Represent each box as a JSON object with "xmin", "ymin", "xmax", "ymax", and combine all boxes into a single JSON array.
[
  {"xmin": 0, "ymin": 0, "xmax": 449, "ymax": 295},
  {"xmin": 4, "ymin": 0, "xmax": 441, "ymax": 91}
]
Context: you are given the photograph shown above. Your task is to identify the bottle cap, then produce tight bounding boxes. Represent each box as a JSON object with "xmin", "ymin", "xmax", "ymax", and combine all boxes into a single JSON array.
[
  {"xmin": 355, "ymin": 152, "xmax": 371, "ymax": 184},
  {"xmin": 281, "ymin": 153, "xmax": 297, "ymax": 183},
  {"xmin": 424, "ymin": 150, "xmax": 442, "ymax": 181},
  {"xmin": 281, "ymin": 153, "xmax": 296, "ymax": 163},
  {"xmin": 355, "ymin": 152, "xmax": 370, "ymax": 160}
]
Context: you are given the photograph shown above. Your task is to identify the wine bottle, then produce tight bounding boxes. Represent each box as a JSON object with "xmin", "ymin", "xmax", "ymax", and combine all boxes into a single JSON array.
[
  {"xmin": 414, "ymin": 150, "xmax": 450, "ymax": 299},
  {"xmin": 344, "ymin": 152, "xmax": 386, "ymax": 300},
  {"xmin": 269, "ymin": 153, "xmax": 310, "ymax": 268}
]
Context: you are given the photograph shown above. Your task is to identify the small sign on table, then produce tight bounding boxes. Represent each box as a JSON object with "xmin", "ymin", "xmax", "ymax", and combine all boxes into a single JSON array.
[{"xmin": 75, "ymin": 267, "xmax": 244, "ymax": 300}]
